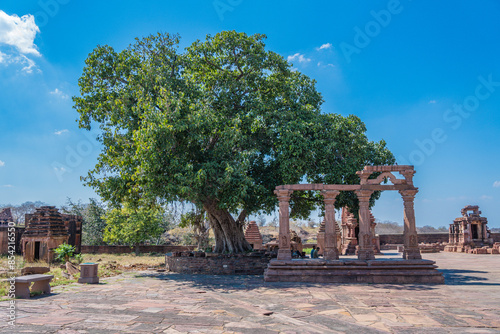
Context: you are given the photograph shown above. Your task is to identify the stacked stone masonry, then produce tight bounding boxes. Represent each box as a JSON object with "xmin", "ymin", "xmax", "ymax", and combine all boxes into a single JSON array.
[
  {"xmin": 444, "ymin": 205, "xmax": 497, "ymax": 254},
  {"xmin": 166, "ymin": 251, "xmax": 276, "ymax": 275},
  {"xmin": 244, "ymin": 221, "xmax": 263, "ymax": 250}
]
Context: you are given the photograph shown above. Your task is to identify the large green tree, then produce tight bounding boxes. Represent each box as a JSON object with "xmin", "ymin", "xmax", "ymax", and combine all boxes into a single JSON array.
[{"xmin": 74, "ymin": 31, "xmax": 394, "ymax": 253}]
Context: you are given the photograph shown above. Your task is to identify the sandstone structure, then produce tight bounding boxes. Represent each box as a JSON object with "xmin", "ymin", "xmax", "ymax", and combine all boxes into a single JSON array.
[
  {"xmin": 340, "ymin": 207, "xmax": 380, "ymax": 255},
  {"xmin": 445, "ymin": 205, "xmax": 495, "ymax": 253},
  {"xmin": 265, "ymin": 165, "xmax": 444, "ymax": 284},
  {"xmin": 63, "ymin": 214, "xmax": 83, "ymax": 253},
  {"xmin": 0, "ymin": 208, "xmax": 24, "ymax": 254},
  {"xmin": 21, "ymin": 206, "xmax": 83, "ymax": 262},
  {"xmin": 317, "ymin": 220, "xmax": 341, "ymax": 255},
  {"xmin": 244, "ymin": 221, "xmax": 263, "ymax": 250}
]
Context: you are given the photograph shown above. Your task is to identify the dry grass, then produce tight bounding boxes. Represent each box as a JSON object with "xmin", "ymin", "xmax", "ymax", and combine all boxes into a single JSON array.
[
  {"xmin": 82, "ymin": 253, "xmax": 165, "ymax": 267},
  {"xmin": 0, "ymin": 253, "xmax": 165, "ymax": 299}
]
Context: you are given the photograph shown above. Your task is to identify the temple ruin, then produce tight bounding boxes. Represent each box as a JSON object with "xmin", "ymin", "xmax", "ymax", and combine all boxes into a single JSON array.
[
  {"xmin": 21, "ymin": 206, "xmax": 82, "ymax": 262},
  {"xmin": 317, "ymin": 220, "xmax": 341, "ymax": 256},
  {"xmin": 340, "ymin": 207, "xmax": 380, "ymax": 255},
  {"xmin": 445, "ymin": 205, "xmax": 496, "ymax": 253},
  {"xmin": 0, "ymin": 208, "xmax": 24, "ymax": 254},
  {"xmin": 264, "ymin": 165, "xmax": 444, "ymax": 284},
  {"xmin": 244, "ymin": 221, "xmax": 263, "ymax": 250}
]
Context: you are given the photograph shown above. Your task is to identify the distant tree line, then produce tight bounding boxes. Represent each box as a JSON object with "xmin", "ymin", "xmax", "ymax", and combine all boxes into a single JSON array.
[{"xmin": 375, "ymin": 220, "xmax": 448, "ymax": 234}]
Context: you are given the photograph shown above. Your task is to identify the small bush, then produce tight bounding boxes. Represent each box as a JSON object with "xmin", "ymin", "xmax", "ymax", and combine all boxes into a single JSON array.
[{"xmin": 54, "ymin": 243, "xmax": 75, "ymax": 263}]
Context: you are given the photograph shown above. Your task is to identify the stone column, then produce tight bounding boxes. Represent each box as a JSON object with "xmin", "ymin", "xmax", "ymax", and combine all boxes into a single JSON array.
[
  {"xmin": 399, "ymin": 189, "xmax": 422, "ymax": 260},
  {"xmin": 355, "ymin": 190, "xmax": 375, "ymax": 260},
  {"xmin": 322, "ymin": 190, "xmax": 340, "ymax": 260},
  {"xmin": 275, "ymin": 189, "xmax": 292, "ymax": 261}
]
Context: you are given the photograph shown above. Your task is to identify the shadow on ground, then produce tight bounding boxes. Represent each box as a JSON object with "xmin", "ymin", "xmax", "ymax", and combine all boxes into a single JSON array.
[
  {"xmin": 438, "ymin": 269, "xmax": 500, "ymax": 286},
  {"xmin": 135, "ymin": 272, "xmax": 338, "ymax": 292},
  {"xmin": 135, "ymin": 272, "xmax": 451, "ymax": 292}
]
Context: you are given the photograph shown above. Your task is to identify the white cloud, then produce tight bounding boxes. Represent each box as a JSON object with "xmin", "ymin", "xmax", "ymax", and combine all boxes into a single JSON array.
[
  {"xmin": 54, "ymin": 129, "xmax": 69, "ymax": 135},
  {"xmin": 317, "ymin": 43, "xmax": 332, "ymax": 51},
  {"xmin": 19, "ymin": 54, "xmax": 37, "ymax": 73},
  {"xmin": 0, "ymin": 11, "xmax": 41, "ymax": 73},
  {"xmin": 0, "ymin": 160, "xmax": 4, "ymax": 167},
  {"xmin": 0, "ymin": 10, "xmax": 40, "ymax": 56},
  {"xmin": 493, "ymin": 181, "xmax": 500, "ymax": 188},
  {"xmin": 287, "ymin": 53, "xmax": 311, "ymax": 64},
  {"xmin": 480, "ymin": 195, "xmax": 493, "ymax": 200},
  {"xmin": 2, "ymin": 184, "xmax": 13, "ymax": 188},
  {"xmin": 428, "ymin": 100, "xmax": 436, "ymax": 104},
  {"xmin": 50, "ymin": 88, "xmax": 69, "ymax": 99},
  {"xmin": 317, "ymin": 62, "xmax": 336, "ymax": 68}
]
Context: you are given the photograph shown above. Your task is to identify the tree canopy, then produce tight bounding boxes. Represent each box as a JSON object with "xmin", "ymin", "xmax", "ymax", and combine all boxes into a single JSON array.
[{"xmin": 74, "ymin": 30, "xmax": 394, "ymax": 253}]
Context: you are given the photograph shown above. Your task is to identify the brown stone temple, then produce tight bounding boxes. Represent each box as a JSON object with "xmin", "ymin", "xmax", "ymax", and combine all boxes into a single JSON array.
[
  {"xmin": 445, "ymin": 205, "xmax": 493, "ymax": 252},
  {"xmin": 264, "ymin": 165, "xmax": 444, "ymax": 284},
  {"xmin": 0, "ymin": 208, "xmax": 24, "ymax": 254},
  {"xmin": 21, "ymin": 206, "xmax": 82, "ymax": 262},
  {"xmin": 340, "ymin": 207, "xmax": 380, "ymax": 255},
  {"xmin": 244, "ymin": 221, "xmax": 263, "ymax": 250},
  {"xmin": 317, "ymin": 220, "xmax": 341, "ymax": 256}
]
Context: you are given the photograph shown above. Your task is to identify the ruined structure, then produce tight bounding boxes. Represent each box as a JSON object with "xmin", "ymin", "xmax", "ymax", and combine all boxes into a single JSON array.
[
  {"xmin": 289, "ymin": 230, "xmax": 303, "ymax": 253},
  {"xmin": 0, "ymin": 208, "xmax": 24, "ymax": 254},
  {"xmin": 317, "ymin": 220, "xmax": 341, "ymax": 256},
  {"xmin": 244, "ymin": 221, "xmax": 263, "ymax": 250},
  {"xmin": 340, "ymin": 207, "xmax": 380, "ymax": 255},
  {"xmin": 21, "ymin": 206, "xmax": 82, "ymax": 262},
  {"xmin": 63, "ymin": 214, "xmax": 83, "ymax": 254},
  {"xmin": 264, "ymin": 165, "xmax": 444, "ymax": 284},
  {"xmin": 445, "ymin": 205, "xmax": 494, "ymax": 253}
]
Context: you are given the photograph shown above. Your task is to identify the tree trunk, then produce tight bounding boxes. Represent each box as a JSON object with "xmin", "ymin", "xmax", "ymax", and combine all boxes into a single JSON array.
[{"xmin": 203, "ymin": 200, "xmax": 252, "ymax": 253}]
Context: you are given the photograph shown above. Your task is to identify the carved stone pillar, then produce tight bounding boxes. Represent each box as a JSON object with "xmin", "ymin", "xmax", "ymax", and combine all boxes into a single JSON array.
[
  {"xmin": 322, "ymin": 190, "xmax": 340, "ymax": 260},
  {"xmin": 399, "ymin": 189, "xmax": 422, "ymax": 260},
  {"xmin": 355, "ymin": 190, "xmax": 375, "ymax": 260},
  {"xmin": 275, "ymin": 189, "xmax": 292, "ymax": 261}
]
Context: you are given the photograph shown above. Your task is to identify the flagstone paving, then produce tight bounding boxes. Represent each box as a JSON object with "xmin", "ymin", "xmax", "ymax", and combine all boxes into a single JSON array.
[{"xmin": 1, "ymin": 252, "xmax": 500, "ymax": 333}]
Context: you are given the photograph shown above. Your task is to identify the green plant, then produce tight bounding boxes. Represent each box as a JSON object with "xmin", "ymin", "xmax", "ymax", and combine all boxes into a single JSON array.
[
  {"xmin": 74, "ymin": 253, "xmax": 83, "ymax": 264},
  {"xmin": 54, "ymin": 243, "xmax": 75, "ymax": 263}
]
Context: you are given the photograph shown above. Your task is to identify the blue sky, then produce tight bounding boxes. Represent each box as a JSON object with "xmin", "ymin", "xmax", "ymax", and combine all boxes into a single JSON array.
[{"xmin": 0, "ymin": 0, "xmax": 499, "ymax": 228}]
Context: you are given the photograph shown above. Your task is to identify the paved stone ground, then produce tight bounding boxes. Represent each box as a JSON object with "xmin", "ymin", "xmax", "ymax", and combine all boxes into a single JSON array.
[{"xmin": 1, "ymin": 251, "xmax": 500, "ymax": 333}]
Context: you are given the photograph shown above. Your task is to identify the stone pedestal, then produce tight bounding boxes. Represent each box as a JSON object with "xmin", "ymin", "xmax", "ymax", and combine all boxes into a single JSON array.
[
  {"xmin": 78, "ymin": 263, "xmax": 99, "ymax": 284},
  {"xmin": 264, "ymin": 258, "xmax": 444, "ymax": 284}
]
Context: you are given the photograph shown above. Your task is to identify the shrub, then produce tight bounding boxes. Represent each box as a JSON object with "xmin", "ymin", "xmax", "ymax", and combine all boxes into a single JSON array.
[{"xmin": 54, "ymin": 243, "xmax": 75, "ymax": 263}]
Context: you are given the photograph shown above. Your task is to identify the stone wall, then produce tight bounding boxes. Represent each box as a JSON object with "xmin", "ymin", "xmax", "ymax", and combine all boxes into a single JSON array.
[
  {"xmin": 379, "ymin": 233, "xmax": 500, "ymax": 245},
  {"xmin": 81, "ymin": 245, "xmax": 195, "ymax": 254},
  {"xmin": 379, "ymin": 233, "xmax": 449, "ymax": 245},
  {"xmin": 166, "ymin": 251, "xmax": 276, "ymax": 275}
]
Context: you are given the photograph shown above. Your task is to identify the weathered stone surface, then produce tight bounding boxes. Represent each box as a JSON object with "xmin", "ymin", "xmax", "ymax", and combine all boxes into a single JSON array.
[
  {"xmin": 166, "ymin": 251, "xmax": 276, "ymax": 275},
  {"xmin": 445, "ymin": 205, "xmax": 495, "ymax": 254},
  {"xmin": 2, "ymin": 252, "xmax": 500, "ymax": 333},
  {"xmin": 245, "ymin": 220, "xmax": 264, "ymax": 250}
]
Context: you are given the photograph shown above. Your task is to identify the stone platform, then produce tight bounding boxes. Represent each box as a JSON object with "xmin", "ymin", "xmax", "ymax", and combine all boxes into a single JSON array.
[
  {"xmin": 2, "ymin": 252, "xmax": 500, "ymax": 333},
  {"xmin": 264, "ymin": 258, "xmax": 445, "ymax": 284}
]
